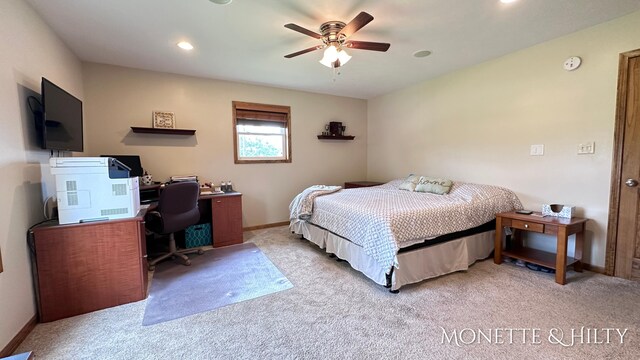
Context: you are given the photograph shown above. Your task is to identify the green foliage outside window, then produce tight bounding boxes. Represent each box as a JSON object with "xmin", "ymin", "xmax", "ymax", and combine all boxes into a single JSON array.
[{"xmin": 238, "ymin": 136, "xmax": 282, "ymax": 157}]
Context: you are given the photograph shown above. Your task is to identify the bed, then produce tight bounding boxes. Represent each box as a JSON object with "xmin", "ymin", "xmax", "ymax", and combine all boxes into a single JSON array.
[{"xmin": 289, "ymin": 179, "xmax": 523, "ymax": 292}]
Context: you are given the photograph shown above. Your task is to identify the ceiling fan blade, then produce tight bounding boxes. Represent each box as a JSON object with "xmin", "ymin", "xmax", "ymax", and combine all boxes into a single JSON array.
[
  {"xmin": 284, "ymin": 23, "xmax": 322, "ymax": 39},
  {"xmin": 344, "ymin": 41, "xmax": 390, "ymax": 52},
  {"xmin": 284, "ymin": 45, "xmax": 324, "ymax": 58},
  {"xmin": 338, "ymin": 12, "xmax": 374, "ymax": 38}
]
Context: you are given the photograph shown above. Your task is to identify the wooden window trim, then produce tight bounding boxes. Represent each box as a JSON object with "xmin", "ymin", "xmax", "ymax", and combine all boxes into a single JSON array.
[{"xmin": 232, "ymin": 101, "xmax": 292, "ymax": 164}]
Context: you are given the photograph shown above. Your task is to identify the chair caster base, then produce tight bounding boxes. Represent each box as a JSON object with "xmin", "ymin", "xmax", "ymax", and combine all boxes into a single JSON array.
[
  {"xmin": 197, "ymin": 249, "xmax": 204, "ymax": 255},
  {"xmin": 148, "ymin": 265, "xmax": 155, "ymax": 272}
]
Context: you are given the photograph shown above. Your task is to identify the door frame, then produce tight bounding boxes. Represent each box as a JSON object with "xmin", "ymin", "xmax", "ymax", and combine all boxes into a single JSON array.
[{"xmin": 605, "ymin": 48, "xmax": 640, "ymax": 276}]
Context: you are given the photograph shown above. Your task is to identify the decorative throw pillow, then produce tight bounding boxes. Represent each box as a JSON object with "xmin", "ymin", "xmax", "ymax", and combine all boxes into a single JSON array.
[
  {"xmin": 415, "ymin": 176, "xmax": 453, "ymax": 195},
  {"xmin": 398, "ymin": 174, "xmax": 420, "ymax": 191}
]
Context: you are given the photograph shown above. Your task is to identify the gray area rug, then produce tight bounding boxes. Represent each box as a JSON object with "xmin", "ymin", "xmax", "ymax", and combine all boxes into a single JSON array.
[{"xmin": 142, "ymin": 242, "xmax": 292, "ymax": 326}]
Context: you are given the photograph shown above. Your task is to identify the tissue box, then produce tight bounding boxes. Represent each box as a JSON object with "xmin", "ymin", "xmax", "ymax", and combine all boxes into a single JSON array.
[{"xmin": 542, "ymin": 204, "xmax": 575, "ymax": 218}]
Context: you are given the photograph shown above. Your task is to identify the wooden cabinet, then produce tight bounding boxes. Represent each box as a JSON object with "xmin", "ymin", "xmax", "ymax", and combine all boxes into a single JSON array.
[
  {"xmin": 494, "ymin": 211, "xmax": 588, "ymax": 285},
  {"xmin": 211, "ymin": 193, "xmax": 243, "ymax": 247},
  {"xmin": 344, "ymin": 181, "xmax": 384, "ymax": 189},
  {"xmin": 30, "ymin": 215, "xmax": 148, "ymax": 322}
]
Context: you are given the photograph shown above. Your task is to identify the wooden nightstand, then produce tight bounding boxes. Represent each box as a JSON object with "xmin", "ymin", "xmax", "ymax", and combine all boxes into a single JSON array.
[
  {"xmin": 494, "ymin": 211, "xmax": 588, "ymax": 285},
  {"xmin": 344, "ymin": 181, "xmax": 384, "ymax": 189}
]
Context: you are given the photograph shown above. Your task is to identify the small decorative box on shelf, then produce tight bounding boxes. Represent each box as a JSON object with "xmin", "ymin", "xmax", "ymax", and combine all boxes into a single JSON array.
[
  {"xmin": 130, "ymin": 127, "xmax": 196, "ymax": 135},
  {"xmin": 317, "ymin": 135, "xmax": 355, "ymax": 140}
]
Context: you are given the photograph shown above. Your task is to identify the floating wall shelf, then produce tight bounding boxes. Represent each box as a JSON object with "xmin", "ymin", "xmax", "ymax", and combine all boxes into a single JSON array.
[
  {"xmin": 131, "ymin": 127, "xmax": 196, "ymax": 135},
  {"xmin": 317, "ymin": 135, "xmax": 355, "ymax": 140}
]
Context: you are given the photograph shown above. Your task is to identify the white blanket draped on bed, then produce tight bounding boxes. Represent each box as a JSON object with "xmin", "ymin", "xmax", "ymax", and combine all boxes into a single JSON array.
[
  {"xmin": 293, "ymin": 179, "xmax": 522, "ymax": 271},
  {"xmin": 289, "ymin": 185, "xmax": 342, "ymax": 226}
]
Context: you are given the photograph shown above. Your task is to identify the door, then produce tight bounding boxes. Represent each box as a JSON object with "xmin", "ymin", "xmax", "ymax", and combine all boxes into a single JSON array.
[{"xmin": 607, "ymin": 49, "xmax": 640, "ymax": 280}]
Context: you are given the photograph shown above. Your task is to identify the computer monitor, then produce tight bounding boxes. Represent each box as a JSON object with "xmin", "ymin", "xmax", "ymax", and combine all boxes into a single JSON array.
[{"xmin": 100, "ymin": 155, "xmax": 143, "ymax": 177}]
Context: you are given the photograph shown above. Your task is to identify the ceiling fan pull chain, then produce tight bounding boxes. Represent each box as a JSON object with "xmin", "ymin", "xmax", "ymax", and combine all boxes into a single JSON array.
[{"xmin": 332, "ymin": 67, "xmax": 342, "ymax": 82}]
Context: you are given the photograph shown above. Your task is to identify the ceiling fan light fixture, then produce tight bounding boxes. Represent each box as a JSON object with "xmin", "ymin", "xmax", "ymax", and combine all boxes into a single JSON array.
[
  {"xmin": 337, "ymin": 49, "xmax": 352, "ymax": 65},
  {"xmin": 319, "ymin": 57, "xmax": 335, "ymax": 68},
  {"xmin": 319, "ymin": 45, "xmax": 339, "ymax": 68},
  {"xmin": 319, "ymin": 46, "xmax": 351, "ymax": 68},
  {"xmin": 209, "ymin": 0, "xmax": 232, "ymax": 4}
]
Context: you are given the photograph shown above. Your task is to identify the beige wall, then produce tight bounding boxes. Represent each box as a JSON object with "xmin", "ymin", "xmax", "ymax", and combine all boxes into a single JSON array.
[
  {"xmin": 0, "ymin": 0, "xmax": 83, "ymax": 351},
  {"xmin": 367, "ymin": 11, "xmax": 640, "ymax": 267},
  {"xmin": 82, "ymin": 63, "xmax": 367, "ymax": 227}
]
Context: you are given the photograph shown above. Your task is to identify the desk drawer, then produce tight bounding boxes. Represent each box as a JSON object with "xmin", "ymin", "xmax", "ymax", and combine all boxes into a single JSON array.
[{"xmin": 511, "ymin": 219, "xmax": 544, "ymax": 233}]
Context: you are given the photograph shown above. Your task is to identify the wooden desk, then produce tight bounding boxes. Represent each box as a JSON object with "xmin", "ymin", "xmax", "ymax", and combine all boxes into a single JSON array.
[
  {"xmin": 494, "ymin": 211, "xmax": 588, "ymax": 285},
  {"xmin": 29, "ymin": 211, "xmax": 148, "ymax": 322},
  {"xmin": 146, "ymin": 190, "xmax": 244, "ymax": 247}
]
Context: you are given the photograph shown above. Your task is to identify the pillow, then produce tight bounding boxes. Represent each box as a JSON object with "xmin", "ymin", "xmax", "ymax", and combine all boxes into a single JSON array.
[
  {"xmin": 398, "ymin": 174, "xmax": 420, "ymax": 191},
  {"xmin": 415, "ymin": 176, "xmax": 453, "ymax": 195}
]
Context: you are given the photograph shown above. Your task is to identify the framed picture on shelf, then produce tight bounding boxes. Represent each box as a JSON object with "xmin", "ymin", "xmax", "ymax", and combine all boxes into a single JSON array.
[{"xmin": 152, "ymin": 111, "xmax": 176, "ymax": 129}]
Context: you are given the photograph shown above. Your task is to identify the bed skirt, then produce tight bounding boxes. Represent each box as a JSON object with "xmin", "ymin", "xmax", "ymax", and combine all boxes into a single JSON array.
[{"xmin": 290, "ymin": 221, "xmax": 495, "ymax": 291}]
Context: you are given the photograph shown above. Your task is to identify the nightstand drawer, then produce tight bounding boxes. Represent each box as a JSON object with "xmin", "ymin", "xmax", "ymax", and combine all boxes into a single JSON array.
[{"xmin": 511, "ymin": 219, "xmax": 544, "ymax": 233}]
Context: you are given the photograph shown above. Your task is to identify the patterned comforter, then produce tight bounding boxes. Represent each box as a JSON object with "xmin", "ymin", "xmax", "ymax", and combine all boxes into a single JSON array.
[
  {"xmin": 297, "ymin": 179, "xmax": 522, "ymax": 270},
  {"xmin": 289, "ymin": 185, "xmax": 342, "ymax": 224}
]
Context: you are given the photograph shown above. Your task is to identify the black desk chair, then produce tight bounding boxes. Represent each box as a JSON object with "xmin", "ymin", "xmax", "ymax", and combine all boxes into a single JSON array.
[{"xmin": 146, "ymin": 181, "xmax": 203, "ymax": 270}]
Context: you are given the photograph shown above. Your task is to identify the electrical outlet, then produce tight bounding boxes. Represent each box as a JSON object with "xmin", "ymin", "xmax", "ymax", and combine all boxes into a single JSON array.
[
  {"xmin": 578, "ymin": 142, "xmax": 595, "ymax": 154},
  {"xmin": 530, "ymin": 144, "xmax": 544, "ymax": 156}
]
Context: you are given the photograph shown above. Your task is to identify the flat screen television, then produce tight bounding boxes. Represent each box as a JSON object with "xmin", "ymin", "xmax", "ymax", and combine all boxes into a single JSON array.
[{"xmin": 40, "ymin": 78, "xmax": 84, "ymax": 151}]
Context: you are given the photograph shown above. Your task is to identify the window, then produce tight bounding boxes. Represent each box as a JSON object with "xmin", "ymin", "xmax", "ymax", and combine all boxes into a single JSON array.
[{"xmin": 232, "ymin": 101, "xmax": 291, "ymax": 164}]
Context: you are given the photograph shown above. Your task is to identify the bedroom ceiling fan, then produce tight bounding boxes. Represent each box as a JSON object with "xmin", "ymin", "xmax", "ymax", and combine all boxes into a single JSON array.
[{"xmin": 284, "ymin": 11, "xmax": 390, "ymax": 69}]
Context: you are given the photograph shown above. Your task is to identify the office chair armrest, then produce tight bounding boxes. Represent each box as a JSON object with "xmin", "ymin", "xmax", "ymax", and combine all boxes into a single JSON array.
[{"xmin": 145, "ymin": 210, "xmax": 164, "ymax": 234}]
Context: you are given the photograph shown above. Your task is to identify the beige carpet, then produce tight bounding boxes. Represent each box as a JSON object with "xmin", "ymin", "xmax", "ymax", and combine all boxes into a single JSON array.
[{"xmin": 16, "ymin": 226, "xmax": 640, "ymax": 359}]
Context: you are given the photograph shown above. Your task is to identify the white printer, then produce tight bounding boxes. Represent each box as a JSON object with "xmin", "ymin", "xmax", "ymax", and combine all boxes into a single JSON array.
[{"xmin": 50, "ymin": 157, "xmax": 140, "ymax": 224}]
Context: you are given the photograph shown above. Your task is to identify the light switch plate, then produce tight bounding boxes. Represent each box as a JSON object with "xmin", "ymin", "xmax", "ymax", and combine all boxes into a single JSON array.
[
  {"xmin": 578, "ymin": 142, "xmax": 595, "ymax": 154},
  {"xmin": 530, "ymin": 144, "xmax": 544, "ymax": 156}
]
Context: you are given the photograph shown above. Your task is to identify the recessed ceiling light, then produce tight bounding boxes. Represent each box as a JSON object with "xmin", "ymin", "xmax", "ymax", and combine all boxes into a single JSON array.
[
  {"xmin": 413, "ymin": 50, "xmax": 432, "ymax": 58},
  {"xmin": 177, "ymin": 41, "xmax": 194, "ymax": 50},
  {"xmin": 500, "ymin": 0, "xmax": 518, "ymax": 3},
  {"xmin": 209, "ymin": 0, "xmax": 232, "ymax": 4}
]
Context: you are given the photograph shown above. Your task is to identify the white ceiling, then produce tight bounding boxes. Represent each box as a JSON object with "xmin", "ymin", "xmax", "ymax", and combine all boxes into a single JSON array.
[{"xmin": 26, "ymin": 0, "xmax": 640, "ymax": 99}]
